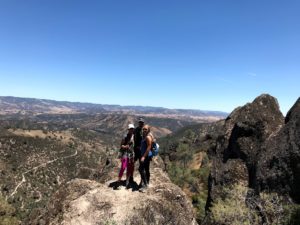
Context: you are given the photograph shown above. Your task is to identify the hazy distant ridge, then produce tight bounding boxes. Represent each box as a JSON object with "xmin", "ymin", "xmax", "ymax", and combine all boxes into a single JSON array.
[{"xmin": 0, "ymin": 96, "xmax": 228, "ymax": 118}]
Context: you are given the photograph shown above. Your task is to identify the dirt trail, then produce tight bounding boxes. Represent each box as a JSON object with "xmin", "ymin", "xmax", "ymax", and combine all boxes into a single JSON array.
[{"xmin": 8, "ymin": 149, "xmax": 78, "ymax": 199}]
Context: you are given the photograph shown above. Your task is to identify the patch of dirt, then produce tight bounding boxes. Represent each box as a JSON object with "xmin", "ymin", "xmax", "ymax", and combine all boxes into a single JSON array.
[
  {"xmin": 8, "ymin": 129, "xmax": 75, "ymax": 144},
  {"xmin": 190, "ymin": 152, "xmax": 203, "ymax": 170}
]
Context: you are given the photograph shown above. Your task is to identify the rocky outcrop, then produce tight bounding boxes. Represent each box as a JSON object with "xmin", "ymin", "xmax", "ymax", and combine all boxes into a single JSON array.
[
  {"xmin": 206, "ymin": 94, "xmax": 285, "ymax": 207},
  {"xmin": 28, "ymin": 158, "xmax": 198, "ymax": 225},
  {"xmin": 257, "ymin": 97, "xmax": 300, "ymax": 202},
  {"xmin": 204, "ymin": 94, "xmax": 300, "ymax": 202},
  {"xmin": 140, "ymin": 94, "xmax": 300, "ymax": 224}
]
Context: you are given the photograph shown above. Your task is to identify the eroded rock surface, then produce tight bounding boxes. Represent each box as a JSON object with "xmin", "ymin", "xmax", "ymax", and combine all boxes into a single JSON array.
[
  {"xmin": 29, "ymin": 158, "xmax": 198, "ymax": 225},
  {"xmin": 204, "ymin": 94, "xmax": 300, "ymax": 210}
]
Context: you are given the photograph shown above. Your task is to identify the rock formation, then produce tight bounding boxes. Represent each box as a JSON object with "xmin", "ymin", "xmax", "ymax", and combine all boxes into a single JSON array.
[
  {"xmin": 203, "ymin": 94, "xmax": 300, "ymax": 224},
  {"xmin": 257, "ymin": 97, "xmax": 300, "ymax": 202},
  {"xmin": 28, "ymin": 158, "xmax": 198, "ymax": 225}
]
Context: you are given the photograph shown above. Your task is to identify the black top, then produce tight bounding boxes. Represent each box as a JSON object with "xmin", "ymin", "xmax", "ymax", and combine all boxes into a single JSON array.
[
  {"xmin": 120, "ymin": 133, "xmax": 134, "ymax": 156},
  {"xmin": 134, "ymin": 126, "xmax": 143, "ymax": 148}
]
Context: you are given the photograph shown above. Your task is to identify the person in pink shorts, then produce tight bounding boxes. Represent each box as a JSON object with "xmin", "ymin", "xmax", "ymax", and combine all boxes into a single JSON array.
[{"xmin": 117, "ymin": 123, "xmax": 135, "ymax": 189}]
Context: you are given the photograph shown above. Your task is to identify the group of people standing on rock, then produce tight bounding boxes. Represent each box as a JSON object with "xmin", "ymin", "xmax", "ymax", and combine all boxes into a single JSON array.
[{"xmin": 117, "ymin": 118, "xmax": 154, "ymax": 192}]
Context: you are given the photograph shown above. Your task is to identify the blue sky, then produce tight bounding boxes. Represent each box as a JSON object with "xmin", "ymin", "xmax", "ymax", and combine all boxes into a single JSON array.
[{"xmin": 0, "ymin": 1, "xmax": 299, "ymax": 114}]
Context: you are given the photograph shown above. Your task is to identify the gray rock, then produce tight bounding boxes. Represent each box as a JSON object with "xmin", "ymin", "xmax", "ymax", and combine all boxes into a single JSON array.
[{"xmin": 29, "ymin": 160, "xmax": 198, "ymax": 225}]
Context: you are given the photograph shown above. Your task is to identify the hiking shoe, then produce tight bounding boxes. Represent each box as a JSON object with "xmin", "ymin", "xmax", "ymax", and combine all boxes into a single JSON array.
[
  {"xmin": 125, "ymin": 179, "xmax": 131, "ymax": 189},
  {"xmin": 138, "ymin": 181, "xmax": 143, "ymax": 189},
  {"xmin": 139, "ymin": 185, "xmax": 148, "ymax": 193},
  {"xmin": 114, "ymin": 185, "xmax": 121, "ymax": 190},
  {"xmin": 113, "ymin": 180, "xmax": 122, "ymax": 190},
  {"xmin": 129, "ymin": 176, "xmax": 134, "ymax": 183}
]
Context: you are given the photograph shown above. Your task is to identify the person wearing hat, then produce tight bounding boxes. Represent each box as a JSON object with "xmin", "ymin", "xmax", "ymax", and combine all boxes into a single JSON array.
[
  {"xmin": 132, "ymin": 118, "xmax": 144, "ymax": 185},
  {"xmin": 134, "ymin": 118, "xmax": 144, "ymax": 162},
  {"xmin": 117, "ymin": 123, "xmax": 135, "ymax": 189}
]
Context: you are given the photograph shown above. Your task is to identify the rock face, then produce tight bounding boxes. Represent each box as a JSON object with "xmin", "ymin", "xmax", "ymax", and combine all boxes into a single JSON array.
[
  {"xmin": 146, "ymin": 94, "xmax": 300, "ymax": 224},
  {"xmin": 257, "ymin": 97, "xmax": 300, "ymax": 202},
  {"xmin": 206, "ymin": 94, "xmax": 286, "ymax": 208},
  {"xmin": 204, "ymin": 94, "xmax": 300, "ymax": 205},
  {"xmin": 29, "ymin": 158, "xmax": 198, "ymax": 225}
]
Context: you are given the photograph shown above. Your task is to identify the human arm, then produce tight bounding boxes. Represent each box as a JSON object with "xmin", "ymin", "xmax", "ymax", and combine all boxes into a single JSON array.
[
  {"xmin": 141, "ymin": 136, "xmax": 152, "ymax": 162},
  {"xmin": 120, "ymin": 137, "xmax": 130, "ymax": 150}
]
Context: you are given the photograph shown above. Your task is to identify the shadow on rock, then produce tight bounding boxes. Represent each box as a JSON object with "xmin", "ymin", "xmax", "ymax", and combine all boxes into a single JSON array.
[{"xmin": 108, "ymin": 180, "xmax": 139, "ymax": 192}]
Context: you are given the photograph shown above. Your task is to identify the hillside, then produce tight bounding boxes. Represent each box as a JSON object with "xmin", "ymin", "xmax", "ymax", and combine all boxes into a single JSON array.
[
  {"xmin": 0, "ymin": 124, "xmax": 113, "ymax": 223},
  {"xmin": 0, "ymin": 110, "xmax": 202, "ymax": 224},
  {"xmin": 0, "ymin": 96, "xmax": 227, "ymax": 122},
  {"xmin": 158, "ymin": 121, "xmax": 224, "ymax": 223}
]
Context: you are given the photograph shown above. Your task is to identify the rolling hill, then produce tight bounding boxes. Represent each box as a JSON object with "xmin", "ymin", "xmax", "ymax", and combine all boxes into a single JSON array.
[{"xmin": 0, "ymin": 96, "xmax": 227, "ymax": 122}]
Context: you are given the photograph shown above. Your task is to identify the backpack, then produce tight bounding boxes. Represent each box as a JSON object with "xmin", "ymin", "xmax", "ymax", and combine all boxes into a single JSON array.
[
  {"xmin": 147, "ymin": 132, "xmax": 159, "ymax": 157},
  {"xmin": 151, "ymin": 142, "xmax": 159, "ymax": 156}
]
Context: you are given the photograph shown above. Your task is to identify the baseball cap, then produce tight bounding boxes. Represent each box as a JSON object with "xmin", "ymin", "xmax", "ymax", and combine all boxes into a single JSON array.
[{"xmin": 128, "ymin": 124, "xmax": 135, "ymax": 129}]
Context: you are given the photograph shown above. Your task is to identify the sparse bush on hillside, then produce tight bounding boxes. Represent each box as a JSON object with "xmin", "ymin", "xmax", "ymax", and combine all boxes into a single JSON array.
[
  {"xmin": 210, "ymin": 184, "xmax": 261, "ymax": 225},
  {"xmin": 286, "ymin": 204, "xmax": 300, "ymax": 225},
  {"xmin": 167, "ymin": 160, "xmax": 210, "ymax": 223},
  {"xmin": 209, "ymin": 184, "xmax": 300, "ymax": 225},
  {"xmin": 168, "ymin": 163, "xmax": 185, "ymax": 187},
  {"xmin": 183, "ymin": 129, "xmax": 196, "ymax": 143},
  {"xmin": 192, "ymin": 191, "xmax": 208, "ymax": 222},
  {"xmin": 104, "ymin": 219, "xmax": 117, "ymax": 225},
  {"xmin": 177, "ymin": 143, "xmax": 192, "ymax": 169},
  {"xmin": 0, "ymin": 196, "xmax": 19, "ymax": 225},
  {"xmin": 160, "ymin": 127, "xmax": 211, "ymax": 224}
]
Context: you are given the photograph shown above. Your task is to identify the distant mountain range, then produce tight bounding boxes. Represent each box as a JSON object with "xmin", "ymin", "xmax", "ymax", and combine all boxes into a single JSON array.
[{"xmin": 0, "ymin": 96, "xmax": 228, "ymax": 121}]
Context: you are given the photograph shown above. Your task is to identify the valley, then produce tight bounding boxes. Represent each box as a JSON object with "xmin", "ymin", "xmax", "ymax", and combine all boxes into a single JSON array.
[
  {"xmin": 0, "ymin": 96, "xmax": 225, "ymax": 224},
  {"xmin": 1, "ymin": 94, "xmax": 299, "ymax": 225}
]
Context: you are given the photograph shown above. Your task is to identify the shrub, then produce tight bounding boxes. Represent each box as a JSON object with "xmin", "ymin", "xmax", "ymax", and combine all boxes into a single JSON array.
[
  {"xmin": 210, "ymin": 184, "xmax": 261, "ymax": 225},
  {"xmin": 284, "ymin": 204, "xmax": 300, "ymax": 225},
  {"xmin": 192, "ymin": 193, "xmax": 208, "ymax": 222},
  {"xmin": 210, "ymin": 184, "xmax": 300, "ymax": 225},
  {"xmin": 104, "ymin": 219, "xmax": 117, "ymax": 225},
  {"xmin": 0, "ymin": 197, "xmax": 19, "ymax": 225}
]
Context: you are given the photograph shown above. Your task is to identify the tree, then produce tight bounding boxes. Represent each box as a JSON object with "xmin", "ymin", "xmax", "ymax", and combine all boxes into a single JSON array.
[{"xmin": 177, "ymin": 143, "xmax": 192, "ymax": 169}]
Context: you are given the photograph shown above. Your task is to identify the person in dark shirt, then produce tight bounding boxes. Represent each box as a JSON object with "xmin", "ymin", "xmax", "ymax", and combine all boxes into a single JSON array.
[
  {"xmin": 134, "ymin": 118, "xmax": 144, "ymax": 162},
  {"xmin": 130, "ymin": 118, "xmax": 144, "ymax": 185}
]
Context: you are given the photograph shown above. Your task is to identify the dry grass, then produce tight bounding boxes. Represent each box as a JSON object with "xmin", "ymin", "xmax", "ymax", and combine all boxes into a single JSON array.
[
  {"xmin": 8, "ymin": 129, "xmax": 74, "ymax": 143},
  {"xmin": 190, "ymin": 152, "xmax": 203, "ymax": 170}
]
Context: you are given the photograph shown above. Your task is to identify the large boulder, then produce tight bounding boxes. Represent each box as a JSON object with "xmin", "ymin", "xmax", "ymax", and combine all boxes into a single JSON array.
[
  {"xmin": 206, "ymin": 94, "xmax": 285, "ymax": 209},
  {"xmin": 28, "ymin": 159, "xmax": 198, "ymax": 225},
  {"xmin": 257, "ymin": 97, "xmax": 300, "ymax": 202}
]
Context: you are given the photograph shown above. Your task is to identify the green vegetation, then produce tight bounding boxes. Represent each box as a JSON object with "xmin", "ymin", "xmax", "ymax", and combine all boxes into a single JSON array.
[
  {"xmin": 0, "ymin": 118, "xmax": 117, "ymax": 222},
  {"xmin": 167, "ymin": 162, "xmax": 209, "ymax": 222},
  {"xmin": 159, "ymin": 127, "xmax": 210, "ymax": 223},
  {"xmin": 104, "ymin": 219, "xmax": 117, "ymax": 225},
  {"xmin": 0, "ymin": 196, "xmax": 19, "ymax": 225},
  {"xmin": 210, "ymin": 184, "xmax": 260, "ymax": 225},
  {"xmin": 286, "ymin": 205, "xmax": 300, "ymax": 225},
  {"xmin": 210, "ymin": 184, "xmax": 300, "ymax": 225}
]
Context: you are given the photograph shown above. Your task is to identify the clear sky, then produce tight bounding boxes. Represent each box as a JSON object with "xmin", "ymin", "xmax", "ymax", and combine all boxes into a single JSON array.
[{"xmin": 0, "ymin": 0, "xmax": 299, "ymax": 115}]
